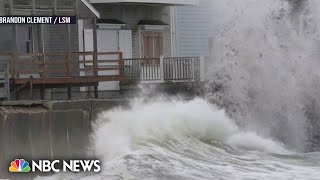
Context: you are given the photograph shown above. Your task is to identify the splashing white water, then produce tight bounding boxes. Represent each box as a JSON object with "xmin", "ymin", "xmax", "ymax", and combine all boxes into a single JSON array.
[
  {"xmin": 206, "ymin": 0, "xmax": 320, "ymax": 151},
  {"xmin": 35, "ymin": 98, "xmax": 320, "ymax": 180},
  {"xmin": 92, "ymin": 98, "xmax": 291, "ymax": 163}
]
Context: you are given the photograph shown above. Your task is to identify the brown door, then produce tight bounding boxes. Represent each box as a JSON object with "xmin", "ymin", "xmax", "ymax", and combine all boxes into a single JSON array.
[{"xmin": 143, "ymin": 31, "xmax": 163, "ymax": 64}]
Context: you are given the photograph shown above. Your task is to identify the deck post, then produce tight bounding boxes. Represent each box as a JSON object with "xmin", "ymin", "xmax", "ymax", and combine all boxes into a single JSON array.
[
  {"xmin": 66, "ymin": 53, "xmax": 71, "ymax": 76},
  {"xmin": 200, "ymin": 56, "xmax": 205, "ymax": 82},
  {"xmin": 119, "ymin": 52, "xmax": 123, "ymax": 76},
  {"xmin": 40, "ymin": 86, "xmax": 45, "ymax": 100},
  {"xmin": 11, "ymin": 53, "xmax": 16, "ymax": 78},
  {"xmin": 93, "ymin": 18, "xmax": 98, "ymax": 99},
  {"xmin": 160, "ymin": 55, "xmax": 165, "ymax": 82},
  {"xmin": 68, "ymin": 85, "xmax": 72, "ymax": 100},
  {"xmin": 94, "ymin": 86, "xmax": 98, "ymax": 99},
  {"xmin": 30, "ymin": 76, "xmax": 33, "ymax": 100}
]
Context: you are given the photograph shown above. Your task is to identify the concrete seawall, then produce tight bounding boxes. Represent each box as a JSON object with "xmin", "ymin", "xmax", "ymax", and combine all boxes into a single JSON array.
[{"xmin": 0, "ymin": 99, "xmax": 128, "ymax": 179}]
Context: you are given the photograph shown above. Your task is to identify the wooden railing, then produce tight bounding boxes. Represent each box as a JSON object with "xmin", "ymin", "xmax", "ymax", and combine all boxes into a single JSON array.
[
  {"xmin": 123, "ymin": 58, "xmax": 161, "ymax": 81},
  {"xmin": 163, "ymin": 57, "xmax": 200, "ymax": 81},
  {"xmin": 0, "ymin": 52, "xmax": 203, "ymax": 85},
  {"xmin": 0, "ymin": 52, "xmax": 123, "ymax": 79},
  {"xmin": 123, "ymin": 56, "xmax": 201, "ymax": 82}
]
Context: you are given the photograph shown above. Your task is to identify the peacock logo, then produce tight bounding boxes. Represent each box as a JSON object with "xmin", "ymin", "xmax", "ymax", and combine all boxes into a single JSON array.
[{"xmin": 9, "ymin": 159, "xmax": 31, "ymax": 173}]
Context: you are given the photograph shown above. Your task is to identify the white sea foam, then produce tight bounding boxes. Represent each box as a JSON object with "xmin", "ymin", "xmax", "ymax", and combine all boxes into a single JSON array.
[
  {"xmin": 92, "ymin": 98, "xmax": 291, "ymax": 162},
  {"xmin": 35, "ymin": 97, "xmax": 319, "ymax": 180}
]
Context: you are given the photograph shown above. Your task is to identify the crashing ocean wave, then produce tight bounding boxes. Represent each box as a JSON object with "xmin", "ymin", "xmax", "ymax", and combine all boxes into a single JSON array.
[{"xmin": 36, "ymin": 98, "xmax": 320, "ymax": 180}]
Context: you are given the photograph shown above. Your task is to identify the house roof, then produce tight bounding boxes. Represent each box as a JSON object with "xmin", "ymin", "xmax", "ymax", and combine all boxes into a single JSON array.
[
  {"xmin": 97, "ymin": 19, "xmax": 126, "ymax": 25},
  {"xmin": 2, "ymin": 0, "xmax": 100, "ymax": 17},
  {"xmin": 138, "ymin": 20, "xmax": 168, "ymax": 26},
  {"xmin": 89, "ymin": 0, "xmax": 199, "ymax": 5}
]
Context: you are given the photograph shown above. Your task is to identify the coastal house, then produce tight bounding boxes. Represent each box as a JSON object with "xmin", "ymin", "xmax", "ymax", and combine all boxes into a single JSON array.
[
  {"xmin": 81, "ymin": 0, "xmax": 203, "ymax": 91},
  {"xmin": 0, "ymin": 0, "xmax": 205, "ymax": 100}
]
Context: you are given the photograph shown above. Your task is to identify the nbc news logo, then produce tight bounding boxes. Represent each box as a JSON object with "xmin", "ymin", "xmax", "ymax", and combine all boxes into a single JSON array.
[
  {"xmin": 9, "ymin": 159, "xmax": 31, "ymax": 172},
  {"xmin": 9, "ymin": 159, "xmax": 101, "ymax": 173}
]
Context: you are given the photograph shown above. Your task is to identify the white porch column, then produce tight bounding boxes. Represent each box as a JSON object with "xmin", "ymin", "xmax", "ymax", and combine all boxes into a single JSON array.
[
  {"xmin": 170, "ymin": 6, "xmax": 177, "ymax": 57},
  {"xmin": 200, "ymin": 56, "xmax": 205, "ymax": 82}
]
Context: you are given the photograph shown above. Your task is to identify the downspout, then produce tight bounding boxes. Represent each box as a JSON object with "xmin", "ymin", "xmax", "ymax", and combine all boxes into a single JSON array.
[{"xmin": 170, "ymin": 6, "xmax": 177, "ymax": 57}]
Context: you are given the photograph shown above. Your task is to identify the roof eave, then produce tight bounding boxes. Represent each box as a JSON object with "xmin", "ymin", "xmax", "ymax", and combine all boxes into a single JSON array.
[
  {"xmin": 89, "ymin": 0, "xmax": 199, "ymax": 6},
  {"xmin": 81, "ymin": 0, "xmax": 100, "ymax": 18}
]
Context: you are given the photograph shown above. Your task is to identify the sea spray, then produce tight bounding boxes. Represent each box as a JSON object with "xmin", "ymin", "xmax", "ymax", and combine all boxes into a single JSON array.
[{"xmin": 206, "ymin": 0, "xmax": 320, "ymax": 151}]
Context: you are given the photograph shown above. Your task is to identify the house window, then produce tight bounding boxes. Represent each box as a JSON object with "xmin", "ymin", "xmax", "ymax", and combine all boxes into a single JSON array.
[
  {"xmin": 17, "ymin": 25, "xmax": 33, "ymax": 53},
  {"xmin": 142, "ymin": 31, "xmax": 163, "ymax": 59},
  {"xmin": 0, "ymin": 26, "xmax": 14, "ymax": 52}
]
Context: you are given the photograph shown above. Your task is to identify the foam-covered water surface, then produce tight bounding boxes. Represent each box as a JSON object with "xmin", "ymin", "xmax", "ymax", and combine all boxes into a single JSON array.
[{"xmin": 37, "ymin": 98, "xmax": 320, "ymax": 180}]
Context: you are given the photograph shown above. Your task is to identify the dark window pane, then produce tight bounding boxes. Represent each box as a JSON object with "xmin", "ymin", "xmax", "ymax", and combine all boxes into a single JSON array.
[
  {"xmin": 0, "ymin": 26, "xmax": 14, "ymax": 52},
  {"xmin": 13, "ymin": 0, "xmax": 32, "ymax": 6},
  {"xmin": 17, "ymin": 26, "xmax": 32, "ymax": 53}
]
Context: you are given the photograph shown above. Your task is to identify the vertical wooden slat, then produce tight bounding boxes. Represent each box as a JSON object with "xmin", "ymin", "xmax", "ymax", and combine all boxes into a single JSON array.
[
  {"xmin": 148, "ymin": 60, "xmax": 151, "ymax": 80},
  {"xmin": 93, "ymin": 18, "xmax": 98, "ymax": 99},
  {"xmin": 179, "ymin": 59, "xmax": 182, "ymax": 79},
  {"xmin": 119, "ymin": 52, "xmax": 123, "ymax": 76},
  {"xmin": 42, "ymin": 53, "xmax": 46, "ymax": 77},
  {"xmin": 66, "ymin": 53, "xmax": 70, "ymax": 76},
  {"xmin": 68, "ymin": 85, "xmax": 72, "ymax": 100},
  {"xmin": 30, "ymin": 76, "xmax": 33, "ymax": 100},
  {"xmin": 12, "ymin": 54, "xmax": 16, "ymax": 78}
]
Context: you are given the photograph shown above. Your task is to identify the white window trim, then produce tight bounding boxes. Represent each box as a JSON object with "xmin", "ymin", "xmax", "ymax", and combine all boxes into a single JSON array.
[
  {"xmin": 97, "ymin": 24, "xmax": 125, "ymax": 30},
  {"xmin": 139, "ymin": 25, "xmax": 169, "ymax": 31}
]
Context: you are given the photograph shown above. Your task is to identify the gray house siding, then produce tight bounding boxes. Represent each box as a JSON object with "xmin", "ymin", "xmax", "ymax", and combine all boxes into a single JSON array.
[
  {"xmin": 176, "ymin": 4, "xmax": 210, "ymax": 57},
  {"xmin": 0, "ymin": 1, "xmax": 4, "ymax": 15},
  {"xmin": 0, "ymin": 0, "xmax": 96, "ymax": 54}
]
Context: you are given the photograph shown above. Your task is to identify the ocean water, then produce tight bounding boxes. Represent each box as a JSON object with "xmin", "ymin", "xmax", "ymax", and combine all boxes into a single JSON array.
[{"xmin": 36, "ymin": 98, "xmax": 320, "ymax": 180}]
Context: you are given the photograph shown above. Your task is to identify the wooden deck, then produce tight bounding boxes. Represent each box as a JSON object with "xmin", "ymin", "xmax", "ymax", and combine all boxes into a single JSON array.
[
  {"xmin": 0, "ymin": 52, "xmax": 205, "ymax": 100},
  {"xmin": 0, "ymin": 52, "xmax": 123, "ymax": 99},
  {"xmin": 12, "ymin": 76, "xmax": 122, "ymax": 85}
]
